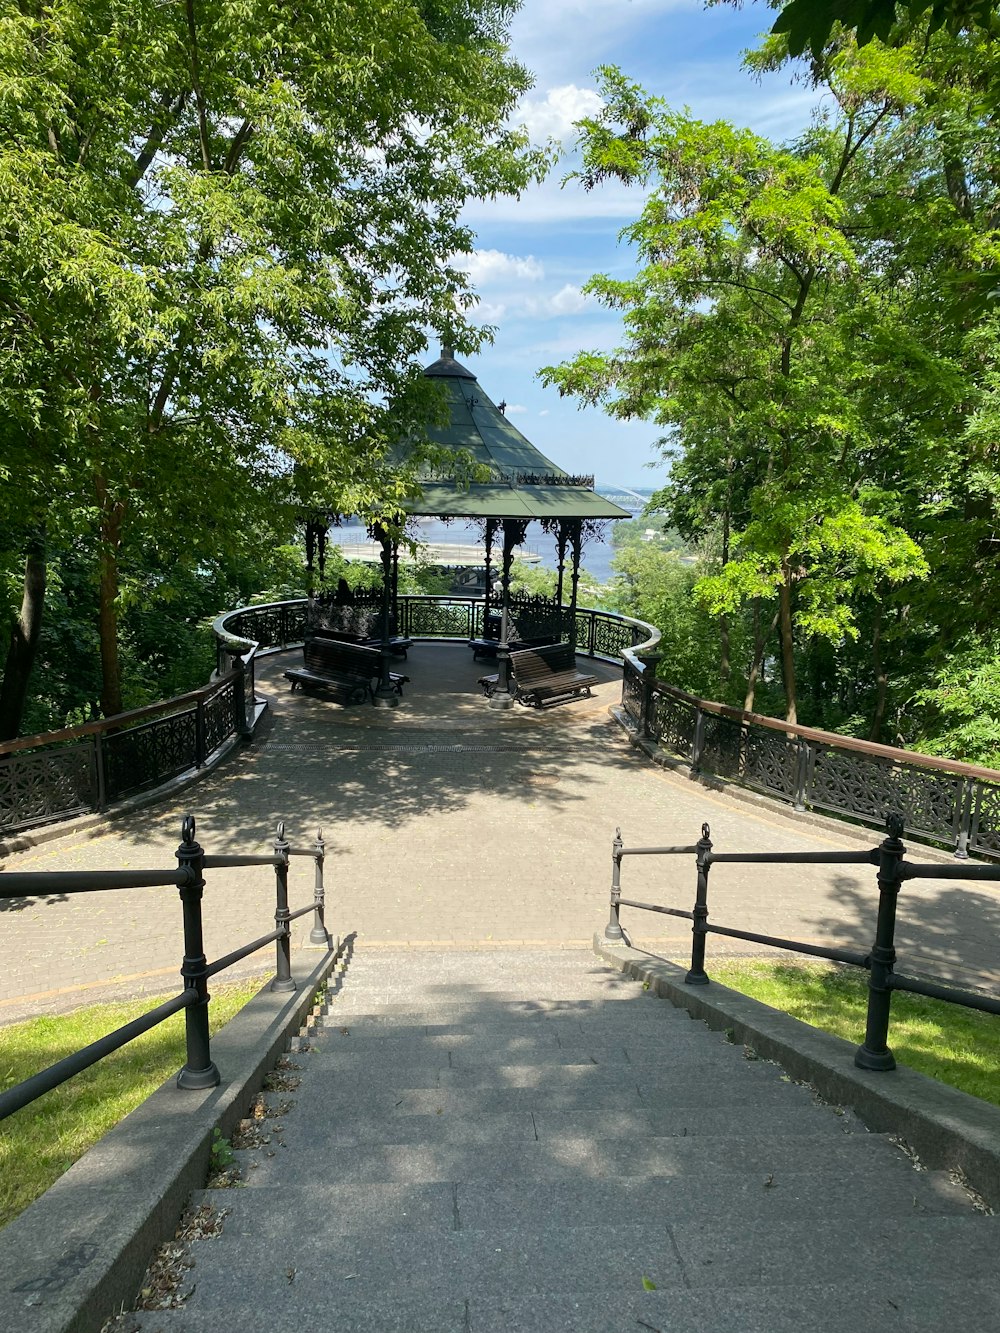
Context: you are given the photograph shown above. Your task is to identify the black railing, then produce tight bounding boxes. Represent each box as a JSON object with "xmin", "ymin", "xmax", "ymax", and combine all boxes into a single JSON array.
[
  {"xmin": 0, "ymin": 816, "xmax": 330, "ymax": 1122},
  {"xmin": 0, "ymin": 665, "xmax": 259, "ymax": 837},
  {"xmin": 214, "ymin": 595, "xmax": 658, "ymax": 666},
  {"xmin": 606, "ymin": 814, "xmax": 1000, "ymax": 1072},
  {"xmin": 621, "ymin": 662, "xmax": 1000, "ymax": 860}
]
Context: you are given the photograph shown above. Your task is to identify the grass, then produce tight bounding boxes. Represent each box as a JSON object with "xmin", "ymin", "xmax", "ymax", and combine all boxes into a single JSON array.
[
  {"xmin": 710, "ymin": 959, "xmax": 1000, "ymax": 1107},
  {"xmin": 0, "ymin": 977, "xmax": 267, "ymax": 1229}
]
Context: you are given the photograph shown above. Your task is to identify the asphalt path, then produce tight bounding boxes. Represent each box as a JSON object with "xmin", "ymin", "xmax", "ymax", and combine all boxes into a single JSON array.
[{"xmin": 2, "ymin": 644, "xmax": 998, "ymax": 1025}]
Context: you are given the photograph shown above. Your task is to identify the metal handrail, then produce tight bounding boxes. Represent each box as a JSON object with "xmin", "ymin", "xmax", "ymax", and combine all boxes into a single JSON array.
[
  {"xmin": 606, "ymin": 813, "xmax": 1000, "ymax": 1073},
  {"xmin": 0, "ymin": 817, "xmax": 331, "ymax": 1122}
]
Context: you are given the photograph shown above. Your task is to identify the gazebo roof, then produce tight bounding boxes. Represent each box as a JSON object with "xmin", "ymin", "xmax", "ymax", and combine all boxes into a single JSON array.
[{"xmin": 405, "ymin": 350, "xmax": 629, "ymax": 522}]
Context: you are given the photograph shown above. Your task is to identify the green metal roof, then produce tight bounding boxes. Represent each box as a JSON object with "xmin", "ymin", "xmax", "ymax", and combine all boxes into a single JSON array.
[{"xmin": 405, "ymin": 350, "xmax": 630, "ymax": 521}]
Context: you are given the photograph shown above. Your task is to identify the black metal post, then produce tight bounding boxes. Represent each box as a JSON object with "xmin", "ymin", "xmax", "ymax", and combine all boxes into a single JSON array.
[
  {"xmin": 373, "ymin": 525, "xmax": 399, "ymax": 709},
  {"xmin": 490, "ymin": 519, "xmax": 526, "ymax": 710},
  {"xmin": 638, "ymin": 649, "xmax": 662, "ymax": 741},
  {"xmin": 309, "ymin": 827, "xmax": 330, "ymax": 947},
  {"xmin": 483, "ymin": 518, "xmax": 495, "ymax": 638},
  {"xmin": 176, "ymin": 816, "xmax": 221, "ymax": 1089},
  {"xmin": 271, "ymin": 821, "xmax": 296, "ymax": 992},
  {"xmin": 793, "ymin": 739, "xmax": 810, "ymax": 812},
  {"xmin": 94, "ymin": 733, "xmax": 107, "ymax": 813},
  {"xmin": 555, "ymin": 521, "xmax": 567, "ymax": 616},
  {"xmin": 691, "ymin": 710, "xmax": 706, "ymax": 773},
  {"xmin": 686, "ymin": 822, "xmax": 712, "ymax": 985},
  {"xmin": 955, "ymin": 779, "xmax": 974, "ymax": 859},
  {"xmin": 855, "ymin": 814, "xmax": 904, "ymax": 1071},
  {"xmin": 568, "ymin": 519, "xmax": 582, "ymax": 649},
  {"xmin": 605, "ymin": 828, "xmax": 625, "ymax": 942},
  {"xmin": 195, "ymin": 698, "xmax": 207, "ymax": 769}
]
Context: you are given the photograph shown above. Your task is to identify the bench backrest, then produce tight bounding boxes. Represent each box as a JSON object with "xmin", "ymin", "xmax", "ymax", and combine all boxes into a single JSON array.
[
  {"xmin": 509, "ymin": 641, "xmax": 576, "ymax": 683},
  {"xmin": 304, "ymin": 636, "xmax": 380, "ymax": 678}
]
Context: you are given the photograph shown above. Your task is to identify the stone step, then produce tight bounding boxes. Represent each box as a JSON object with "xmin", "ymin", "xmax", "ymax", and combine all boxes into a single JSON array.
[
  {"xmin": 192, "ymin": 1163, "xmax": 974, "ymax": 1240},
  {"xmin": 231, "ymin": 1129, "xmax": 936, "ymax": 1188},
  {"xmin": 243, "ymin": 1101, "xmax": 862, "ymax": 1149},
  {"xmin": 133, "ymin": 1277, "xmax": 1000, "ymax": 1333},
  {"xmin": 131, "ymin": 1215, "xmax": 1000, "ymax": 1314}
]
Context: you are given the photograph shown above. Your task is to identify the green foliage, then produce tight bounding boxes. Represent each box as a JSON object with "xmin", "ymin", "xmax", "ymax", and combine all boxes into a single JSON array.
[
  {"xmin": 712, "ymin": 960, "xmax": 1000, "ymax": 1106},
  {"xmin": 0, "ymin": 978, "xmax": 266, "ymax": 1228},
  {"xmin": 544, "ymin": 32, "xmax": 1000, "ymax": 748},
  {"xmin": 0, "ymin": 0, "xmax": 542, "ymax": 722}
]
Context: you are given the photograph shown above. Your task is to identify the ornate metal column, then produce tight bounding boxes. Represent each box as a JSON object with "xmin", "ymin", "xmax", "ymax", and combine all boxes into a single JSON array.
[
  {"xmin": 555, "ymin": 521, "xmax": 568, "ymax": 611},
  {"xmin": 490, "ymin": 518, "xmax": 528, "ymax": 710},
  {"xmin": 372, "ymin": 523, "xmax": 399, "ymax": 709},
  {"xmin": 568, "ymin": 518, "xmax": 582, "ymax": 650},
  {"xmin": 483, "ymin": 518, "xmax": 496, "ymax": 638}
]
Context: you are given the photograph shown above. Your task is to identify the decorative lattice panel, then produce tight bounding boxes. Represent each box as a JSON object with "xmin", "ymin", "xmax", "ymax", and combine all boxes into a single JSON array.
[
  {"xmin": 0, "ymin": 744, "xmax": 96, "ymax": 832},
  {"xmin": 742, "ymin": 728, "xmax": 799, "ymax": 800},
  {"xmin": 203, "ymin": 682, "xmax": 237, "ymax": 756},
  {"xmin": 810, "ymin": 746, "xmax": 962, "ymax": 842},
  {"xmin": 650, "ymin": 692, "xmax": 697, "ymax": 759},
  {"xmin": 699, "ymin": 714, "xmax": 743, "ymax": 780},
  {"xmin": 104, "ymin": 711, "xmax": 198, "ymax": 801}
]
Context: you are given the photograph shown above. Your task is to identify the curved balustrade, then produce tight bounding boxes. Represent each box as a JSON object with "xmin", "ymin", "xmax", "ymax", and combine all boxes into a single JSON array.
[
  {"xmin": 623, "ymin": 661, "xmax": 1000, "ymax": 859},
  {"xmin": 0, "ymin": 670, "xmax": 252, "ymax": 838},
  {"xmin": 212, "ymin": 595, "xmax": 660, "ymax": 666},
  {"xmin": 2, "ymin": 597, "xmax": 655, "ymax": 837}
]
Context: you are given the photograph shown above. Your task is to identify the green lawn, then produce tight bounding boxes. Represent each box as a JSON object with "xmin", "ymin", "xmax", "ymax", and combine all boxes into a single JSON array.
[
  {"xmin": 710, "ymin": 960, "xmax": 1000, "ymax": 1106},
  {"xmin": 0, "ymin": 978, "xmax": 267, "ymax": 1229}
]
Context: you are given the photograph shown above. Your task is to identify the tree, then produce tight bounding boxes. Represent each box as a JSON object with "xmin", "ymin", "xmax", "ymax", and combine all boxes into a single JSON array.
[
  {"xmin": 0, "ymin": 0, "xmax": 539, "ymax": 731},
  {"xmin": 542, "ymin": 53, "xmax": 969, "ymax": 723}
]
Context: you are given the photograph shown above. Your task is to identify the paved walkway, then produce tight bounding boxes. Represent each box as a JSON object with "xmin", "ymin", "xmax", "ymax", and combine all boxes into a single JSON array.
[{"xmin": 3, "ymin": 644, "xmax": 999, "ymax": 1024}]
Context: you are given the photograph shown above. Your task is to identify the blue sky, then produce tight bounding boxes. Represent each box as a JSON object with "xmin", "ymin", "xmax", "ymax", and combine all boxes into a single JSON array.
[{"xmin": 450, "ymin": 0, "xmax": 819, "ymax": 486}]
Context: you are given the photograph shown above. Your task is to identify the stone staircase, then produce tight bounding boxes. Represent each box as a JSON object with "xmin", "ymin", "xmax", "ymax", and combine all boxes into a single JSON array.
[{"xmin": 129, "ymin": 948, "xmax": 1000, "ymax": 1333}]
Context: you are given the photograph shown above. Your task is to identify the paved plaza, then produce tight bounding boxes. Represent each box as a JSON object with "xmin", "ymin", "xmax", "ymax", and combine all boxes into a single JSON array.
[{"xmin": 2, "ymin": 643, "xmax": 999, "ymax": 1025}]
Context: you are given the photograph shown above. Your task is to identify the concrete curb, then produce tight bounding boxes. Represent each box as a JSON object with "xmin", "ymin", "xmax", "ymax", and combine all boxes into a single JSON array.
[
  {"xmin": 0, "ymin": 944, "xmax": 338, "ymax": 1333},
  {"xmin": 593, "ymin": 934, "xmax": 1000, "ymax": 1211}
]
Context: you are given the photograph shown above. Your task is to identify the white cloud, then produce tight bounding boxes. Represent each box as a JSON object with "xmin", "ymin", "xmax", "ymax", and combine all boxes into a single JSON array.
[
  {"xmin": 517, "ymin": 84, "xmax": 604, "ymax": 144},
  {"xmin": 504, "ymin": 403, "xmax": 528, "ymax": 415},
  {"xmin": 547, "ymin": 283, "xmax": 593, "ymax": 316},
  {"xmin": 539, "ymin": 409, "xmax": 550, "ymax": 416},
  {"xmin": 455, "ymin": 248, "xmax": 544, "ymax": 285}
]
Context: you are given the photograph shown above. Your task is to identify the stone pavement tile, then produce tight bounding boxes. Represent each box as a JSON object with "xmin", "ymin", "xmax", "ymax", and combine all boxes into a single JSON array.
[
  {"xmin": 6, "ymin": 642, "xmax": 1000, "ymax": 1014},
  {"xmin": 667, "ymin": 1213, "xmax": 1000, "ymax": 1289},
  {"xmin": 466, "ymin": 1282, "xmax": 1000, "ymax": 1333}
]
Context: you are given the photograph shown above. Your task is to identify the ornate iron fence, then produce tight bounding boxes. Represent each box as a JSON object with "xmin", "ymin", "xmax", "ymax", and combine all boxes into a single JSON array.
[
  {"xmin": 2, "ymin": 597, "xmax": 655, "ymax": 838},
  {"xmin": 0, "ymin": 817, "xmax": 331, "ymax": 1120},
  {"xmin": 214, "ymin": 595, "xmax": 659, "ymax": 666},
  {"xmin": 0, "ymin": 669, "xmax": 252, "ymax": 837},
  {"xmin": 606, "ymin": 816, "xmax": 1000, "ymax": 1072},
  {"xmin": 622, "ymin": 662, "xmax": 1000, "ymax": 859}
]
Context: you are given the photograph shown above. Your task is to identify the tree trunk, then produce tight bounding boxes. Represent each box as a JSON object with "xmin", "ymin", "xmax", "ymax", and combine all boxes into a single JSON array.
[
  {"xmin": 778, "ymin": 569, "xmax": 797, "ymax": 725},
  {"xmin": 744, "ymin": 599, "xmax": 779, "ymax": 714},
  {"xmin": 95, "ymin": 478, "xmax": 125, "ymax": 718},
  {"xmin": 0, "ymin": 532, "xmax": 47, "ymax": 740}
]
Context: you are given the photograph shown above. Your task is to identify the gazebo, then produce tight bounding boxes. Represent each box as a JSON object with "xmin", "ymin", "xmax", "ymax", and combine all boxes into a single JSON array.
[{"xmin": 308, "ymin": 347, "xmax": 630, "ymax": 708}]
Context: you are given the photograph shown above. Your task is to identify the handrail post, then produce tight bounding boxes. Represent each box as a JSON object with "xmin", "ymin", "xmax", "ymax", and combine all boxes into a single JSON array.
[
  {"xmin": 271, "ymin": 821, "xmax": 296, "ymax": 992},
  {"xmin": 691, "ymin": 709, "xmax": 706, "ymax": 773},
  {"xmin": 639, "ymin": 649, "xmax": 662, "ymax": 741},
  {"xmin": 605, "ymin": 828, "xmax": 626, "ymax": 943},
  {"xmin": 955, "ymin": 778, "xmax": 974, "ymax": 859},
  {"xmin": 685, "ymin": 822, "xmax": 712, "ymax": 985},
  {"xmin": 195, "ymin": 697, "xmax": 207, "ymax": 769},
  {"xmin": 793, "ymin": 739, "xmax": 810, "ymax": 812},
  {"xmin": 855, "ymin": 814, "xmax": 904, "ymax": 1071},
  {"xmin": 309, "ymin": 827, "xmax": 331, "ymax": 947},
  {"xmin": 231, "ymin": 657, "xmax": 248, "ymax": 739},
  {"xmin": 93, "ymin": 733, "xmax": 107, "ymax": 813},
  {"xmin": 176, "ymin": 816, "xmax": 221, "ymax": 1089}
]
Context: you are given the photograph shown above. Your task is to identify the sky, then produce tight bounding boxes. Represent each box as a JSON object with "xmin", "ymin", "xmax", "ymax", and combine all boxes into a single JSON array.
[{"xmin": 450, "ymin": 0, "xmax": 821, "ymax": 487}]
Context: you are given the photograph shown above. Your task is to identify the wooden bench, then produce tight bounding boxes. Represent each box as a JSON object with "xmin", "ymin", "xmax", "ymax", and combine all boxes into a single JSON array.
[
  {"xmin": 469, "ymin": 632, "xmax": 558, "ymax": 662},
  {"xmin": 285, "ymin": 638, "xmax": 408, "ymax": 704},
  {"xmin": 501, "ymin": 642, "xmax": 598, "ymax": 707},
  {"xmin": 311, "ymin": 626, "xmax": 413, "ymax": 660}
]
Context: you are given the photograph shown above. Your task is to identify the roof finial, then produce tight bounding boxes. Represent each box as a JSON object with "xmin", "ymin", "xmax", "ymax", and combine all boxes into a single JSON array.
[{"xmin": 442, "ymin": 343, "xmax": 454, "ymax": 361}]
